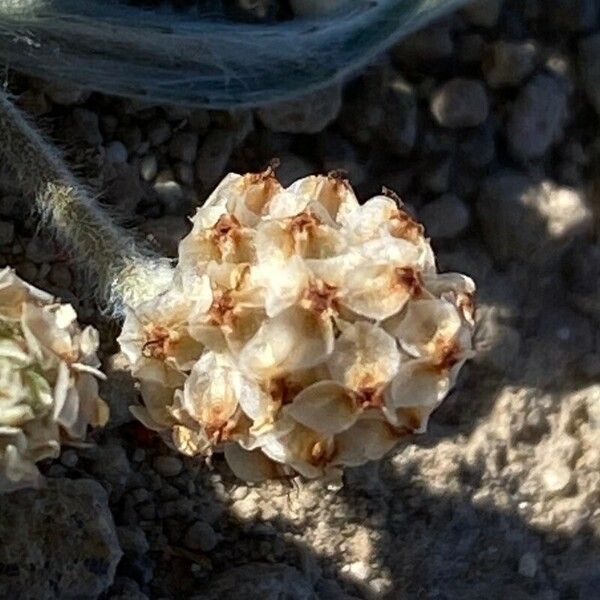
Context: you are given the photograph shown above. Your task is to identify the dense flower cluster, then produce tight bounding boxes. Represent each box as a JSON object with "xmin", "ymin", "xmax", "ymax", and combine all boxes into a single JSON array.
[
  {"xmin": 0, "ymin": 268, "xmax": 108, "ymax": 491},
  {"xmin": 120, "ymin": 171, "xmax": 476, "ymax": 481}
]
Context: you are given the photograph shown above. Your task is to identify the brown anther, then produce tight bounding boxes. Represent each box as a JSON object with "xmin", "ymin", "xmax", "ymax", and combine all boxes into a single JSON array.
[
  {"xmin": 433, "ymin": 338, "xmax": 461, "ymax": 372},
  {"xmin": 354, "ymin": 386, "xmax": 385, "ymax": 410},
  {"xmin": 389, "ymin": 209, "xmax": 425, "ymax": 242},
  {"xmin": 381, "ymin": 185, "xmax": 403, "ymax": 205},
  {"xmin": 310, "ymin": 440, "xmax": 329, "ymax": 465},
  {"xmin": 207, "ymin": 289, "xmax": 236, "ymax": 329},
  {"xmin": 300, "ymin": 279, "xmax": 339, "ymax": 315},
  {"xmin": 142, "ymin": 324, "xmax": 174, "ymax": 360},
  {"xmin": 394, "ymin": 267, "xmax": 424, "ymax": 297},
  {"xmin": 269, "ymin": 377, "xmax": 304, "ymax": 406},
  {"xmin": 289, "ymin": 210, "xmax": 321, "ymax": 235},
  {"xmin": 458, "ymin": 292, "xmax": 476, "ymax": 322},
  {"xmin": 212, "ymin": 213, "xmax": 240, "ymax": 238}
]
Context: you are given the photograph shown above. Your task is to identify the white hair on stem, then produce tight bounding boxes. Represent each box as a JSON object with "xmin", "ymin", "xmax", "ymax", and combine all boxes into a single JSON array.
[
  {"xmin": 0, "ymin": 0, "xmax": 470, "ymax": 108},
  {"xmin": 0, "ymin": 91, "xmax": 173, "ymax": 315}
]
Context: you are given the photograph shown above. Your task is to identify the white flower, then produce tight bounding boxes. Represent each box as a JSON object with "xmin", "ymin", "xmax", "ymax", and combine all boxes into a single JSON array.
[
  {"xmin": 0, "ymin": 269, "xmax": 107, "ymax": 492},
  {"xmin": 118, "ymin": 276, "xmax": 212, "ymax": 387},
  {"xmin": 122, "ymin": 170, "xmax": 477, "ymax": 483}
]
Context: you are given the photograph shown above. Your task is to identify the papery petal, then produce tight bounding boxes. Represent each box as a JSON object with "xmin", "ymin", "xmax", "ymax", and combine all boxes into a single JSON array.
[
  {"xmin": 255, "ymin": 220, "xmax": 295, "ymax": 263},
  {"xmin": 224, "ymin": 444, "xmax": 282, "ymax": 481},
  {"xmin": 333, "ymin": 413, "xmax": 402, "ymax": 467},
  {"xmin": 257, "ymin": 256, "xmax": 310, "ymax": 318},
  {"xmin": 135, "ymin": 380, "xmax": 176, "ymax": 431},
  {"xmin": 341, "ymin": 196, "xmax": 399, "ymax": 244},
  {"xmin": 284, "ymin": 381, "xmax": 359, "ymax": 435},
  {"xmin": 352, "ymin": 237, "xmax": 422, "ymax": 266},
  {"xmin": 342, "ymin": 264, "xmax": 413, "ymax": 321},
  {"xmin": 226, "ymin": 170, "xmax": 282, "ymax": 226},
  {"xmin": 238, "ymin": 307, "xmax": 334, "ymax": 379},
  {"xmin": 384, "ymin": 360, "xmax": 451, "ymax": 430},
  {"xmin": 287, "ymin": 175, "xmax": 359, "ymax": 224},
  {"xmin": 132, "ymin": 357, "xmax": 186, "ymax": 388},
  {"xmin": 328, "ymin": 322, "xmax": 400, "ymax": 391},
  {"xmin": 385, "ymin": 298, "xmax": 463, "ymax": 358},
  {"xmin": 261, "ymin": 422, "xmax": 334, "ymax": 479},
  {"xmin": 182, "ymin": 353, "xmax": 242, "ymax": 430}
]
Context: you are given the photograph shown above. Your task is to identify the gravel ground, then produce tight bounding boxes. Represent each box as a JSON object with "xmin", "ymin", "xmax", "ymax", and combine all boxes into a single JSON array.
[{"xmin": 1, "ymin": 1, "xmax": 599, "ymax": 599}]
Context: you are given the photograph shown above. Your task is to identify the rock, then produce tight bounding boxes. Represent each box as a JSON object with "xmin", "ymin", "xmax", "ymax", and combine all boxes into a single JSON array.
[
  {"xmin": 147, "ymin": 119, "xmax": 172, "ymax": 147},
  {"xmin": 473, "ymin": 306, "xmax": 521, "ymax": 372},
  {"xmin": 519, "ymin": 552, "xmax": 538, "ymax": 577},
  {"xmin": 542, "ymin": 464, "xmax": 573, "ymax": 496},
  {"xmin": 175, "ymin": 162, "xmax": 195, "ymax": 186},
  {"xmin": 117, "ymin": 525, "xmax": 150, "ymax": 557},
  {"xmin": 420, "ymin": 194, "xmax": 470, "ymax": 239},
  {"xmin": 0, "ymin": 220, "xmax": 14, "ymax": 246},
  {"xmin": 184, "ymin": 521, "xmax": 220, "ymax": 552},
  {"xmin": 45, "ymin": 84, "xmax": 89, "ymax": 106},
  {"xmin": 88, "ymin": 440, "xmax": 132, "ymax": 501},
  {"xmin": 483, "ymin": 40, "xmax": 537, "ymax": 88},
  {"xmin": 99, "ymin": 352, "xmax": 138, "ymax": 428},
  {"xmin": 141, "ymin": 216, "xmax": 190, "ymax": 258},
  {"xmin": 477, "ymin": 171, "xmax": 591, "ymax": 267},
  {"xmin": 392, "ymin": 24, "xmax": 454, "ymax": 65},
  {"xmin": 65, "ymin": 108, "xmax": 103, "ymax": 146},
  {"xmin": 462, "ymin": 0, "xmax": 504, "ymax": 28},
  {"xmin": 49, "ymin": 263, "xmax": 73, "ymax": 289},
  {"xmin": 108, "ymin": 577, "xmax": 150, "ymax": 600},
  {"xmin": 191, "ymin": 563, "xmax": 317, "ymax": 600},
  {"xmin": 256, "ymin": 84, "xmax": 342, "ymax": 134},
  {"xmin": 506, "ymin": 74, "xmax": 569, "ymax": 161},
  {"xmin": 116, "ymin": 126, "xmax": 142, "ymax": 153},
  {"xmin": 565, "ymin": 243, "xmax": 600, "ymax": 323},
  {"xmin": 153, "ymin": 169, "xmax": 184, "ymax": 210},
  {"xmin": 458, "ymin": 122, "xmax": 496, "ymax": 167},
  {"xmin": 430, "ymin": 79, "xmax": 489, "ymax": 128},
  {"xmin": 140, "ymin": 154, "xmax": 158, "ymax": 182},
  {"xmin": 195, "ymin": 130, "xmax": 235, "ymax": 190},
  {"xmin": 25, "ymin": 237, "xmax": 57, "ymax": 264},
  {"xmin": 153, "ymin": 455, "xmax": 183, "ymax": 478},
  {"xmin": 104, "ymin": 140, "xmax": 128, "ymax": 165},
  {"xmin": 422, "ymin": 157, "xmax": 451, "ymax": 194},
  {"xmin": 345, "ymin": 560, "xmax": 371, "ymax": 581},
  {"xmin": 457, "ymin": 33, "xmax": 486, "ymax": 64},
  {"xmin": 0, "ymin": 479, "xmax": 121, "ymax": 599},
  {"xmin": 547, "ymin": 0, "xmax": 599, "ymax": 32},
  {"xmin": 579, "ymin": 34, "xmax": 600, "ymax": 117},
  {"xmin": 381, "ymin": 76, "xmax": 418, "ymax": 155},
  {"xmin": 169, "ymin": 132, "xmax": 199, "ymax": 164},
  {"xmin": 231, "ymin": 490, "xmax": 261, "ymax": 521}
]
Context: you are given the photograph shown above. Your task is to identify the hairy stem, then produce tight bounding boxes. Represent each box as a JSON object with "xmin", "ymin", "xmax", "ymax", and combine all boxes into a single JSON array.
[{"xmin": 0, "ymin": 91, "xmax": 173, "ymax": 315}]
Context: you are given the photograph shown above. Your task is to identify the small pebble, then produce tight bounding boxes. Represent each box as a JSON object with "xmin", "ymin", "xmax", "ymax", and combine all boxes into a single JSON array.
[
  {"xmin": 147, "ymin": 120, "xmax": 172, "ymax": 147},
  {"xmin": 104, "ymin": 141, "xmax": 128, "ymax": 164},
  {"xmin": 420, "ymin": 194, "xmax": 470, "ymax": 239},
  {"xmin": 184, "ymin": 521, "xmax": 219, "ymax": 552},
  {"xmin": 519, "ymin": 552, "xmax": 538, "ymax": 578},
  {"xmin": 430, "ymin": 78, "xmax": 489, "ymax": 128},
  {"xmin": 153, "ymin": 456, "xmax": 183, "ymax": 478},
  {"xmin": 0, "ymin": 221, "xmax": 15, "ymax": 246},
  {"xmin": 140, "ymin": 154, "xmax": 158, "ymax": 182}
]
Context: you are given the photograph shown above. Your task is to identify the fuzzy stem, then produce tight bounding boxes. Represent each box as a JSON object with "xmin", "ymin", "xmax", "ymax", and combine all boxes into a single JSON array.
[{"xmin": 0, "ymin": 91, "xmax": 173, "ymax": 315}]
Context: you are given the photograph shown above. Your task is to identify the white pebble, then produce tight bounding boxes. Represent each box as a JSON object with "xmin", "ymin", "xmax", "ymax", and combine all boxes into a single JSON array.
[{"xmin": 105, "ymin": 141, "xmax": 128, "ymax": 164}]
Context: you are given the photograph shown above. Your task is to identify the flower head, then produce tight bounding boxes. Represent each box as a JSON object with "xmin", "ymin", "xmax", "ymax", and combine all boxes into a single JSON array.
[
  {"xmin": 0, "ymin": 268, "xmax": 107, "ymax": 492},
  {"xmin": 122, "ymin": 171, "xmax": 476, "ymax": 482}
]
